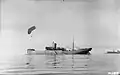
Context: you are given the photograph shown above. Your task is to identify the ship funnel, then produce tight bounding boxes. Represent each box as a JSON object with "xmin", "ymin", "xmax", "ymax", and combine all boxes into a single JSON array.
[{"xmin": 52, "ymin": 41, "xmax": 57, "ymax": 49}]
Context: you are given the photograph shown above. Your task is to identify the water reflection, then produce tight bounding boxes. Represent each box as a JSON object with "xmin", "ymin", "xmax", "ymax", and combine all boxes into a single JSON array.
[
  {"xmin": 25, "ymin": 55, "xmax": 35, "ymax": 69},
  {"xmin": 1, "ymin": 49, "xmax": 119, "ymax": 74},
  {"xmin": 45, "ymin": 54, "xmax": 91, "ymax": 70},
  {"xmin": 45, "ymin": 54, "xmax": 64, "ymax": 68},
  {"xmin": 25, "ymin": 52, "xmax": 95, "ymax": 74}
]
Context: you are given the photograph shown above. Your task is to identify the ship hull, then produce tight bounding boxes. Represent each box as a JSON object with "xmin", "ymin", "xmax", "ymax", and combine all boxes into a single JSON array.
[
  {"xmin": 107, "ymin": 52, "xmax": 120, "ymax": 54},
  {"xmin": 45, "ymin": 48, "xmax": 92, "ymax": 55},
  {"xmin": 63, "ymin": 48, "xmax": 92, "ymax": 54}
]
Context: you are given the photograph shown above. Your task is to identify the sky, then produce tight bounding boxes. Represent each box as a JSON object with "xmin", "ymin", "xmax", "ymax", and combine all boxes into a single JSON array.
[{"xmin": 1, "ymin": 0, "xmax": 120, "ymax": 56}]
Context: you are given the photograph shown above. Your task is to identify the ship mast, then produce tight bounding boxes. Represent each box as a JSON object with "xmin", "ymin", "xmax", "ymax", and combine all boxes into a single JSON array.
[
  {"xmin": 72, "ymin": 36, "xmax": 74, "ymax": 51},
  {"xmin": 72, "ymin": 36, "xmax": 74, "ymax": 68}
]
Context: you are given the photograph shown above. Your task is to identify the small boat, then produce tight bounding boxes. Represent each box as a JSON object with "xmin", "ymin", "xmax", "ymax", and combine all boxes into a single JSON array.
[
  {"xmin": 26, "ymin": 49, "xmax": 35, "ymax": 54},
  {"xmin": 26, "ymin": 49, "xmax": 44, "ymax": 55},
  {"xmin": 106, "ymin": 50, "xmax": 120, "ymax": 54},
  {"xmin": 45, "ymin": 39, "xmax": 92, "ymax": 55}
]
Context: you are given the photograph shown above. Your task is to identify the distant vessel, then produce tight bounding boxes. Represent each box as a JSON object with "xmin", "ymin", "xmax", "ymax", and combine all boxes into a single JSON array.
[
  {"xmin": 26, "ymin": 49, "xmax": 35, "ymax": 54},
  {"xmin": 26, "ymin": 49, "xmax": 44, "ymax": 55},
  {"xmin": 45, "ymin": 39, "xmax": 92, "ymax": 55},
  {"xmin": 106, "ymin": 49, "xmax": 120, "ymax": 54}
]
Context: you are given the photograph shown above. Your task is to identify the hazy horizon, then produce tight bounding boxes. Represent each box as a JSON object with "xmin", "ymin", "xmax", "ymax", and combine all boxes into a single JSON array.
[{"xmin": 1, "ymin": 0, "xmax": 120, "ymax": 56}]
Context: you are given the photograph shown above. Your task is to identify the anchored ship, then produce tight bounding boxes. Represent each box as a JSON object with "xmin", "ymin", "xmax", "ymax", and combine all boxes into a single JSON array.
[
  {"xmin": 45, "ymin": 39, "xmax": 92, "ymax": 55},
  {"xmin": 106, "ymin": 49, "xmax": 120, "ymax": 54}
]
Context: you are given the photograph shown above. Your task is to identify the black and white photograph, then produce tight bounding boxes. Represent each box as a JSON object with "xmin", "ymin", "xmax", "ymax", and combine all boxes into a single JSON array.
[{"xmin": 1, "ymin": 0, "xmax": 120, "ymax": 75}]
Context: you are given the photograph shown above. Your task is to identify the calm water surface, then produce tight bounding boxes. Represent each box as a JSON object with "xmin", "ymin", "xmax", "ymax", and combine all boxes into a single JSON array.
[{"xmin": 0, "ymin": 48, "xmax": 120, "ymax": 75}]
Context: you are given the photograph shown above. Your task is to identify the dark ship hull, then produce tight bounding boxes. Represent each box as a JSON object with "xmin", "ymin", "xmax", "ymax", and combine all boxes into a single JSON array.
[
  {"xmin": 45, "ymin": 47, "xmax": 92, "ymax": 55},
  {"xmin": 107, "ymin": 51, "xmax": 120, "ymax": 54},
  {"xmin": 63, "ymin": 48, "xmax": 92, "ymax": 54}
]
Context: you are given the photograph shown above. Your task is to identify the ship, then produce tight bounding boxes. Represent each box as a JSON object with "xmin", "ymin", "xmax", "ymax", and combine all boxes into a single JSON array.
[
  {"xmin": 106, "ymin": 49, "xmax": 120, "ymax": 54},
  {"xmin": 26, "ymin": 49, "xmax": 45, "ymax": 55},
  {"xmin": 45, "ymin": 39, "xmax": 92, "ymax": 55}
]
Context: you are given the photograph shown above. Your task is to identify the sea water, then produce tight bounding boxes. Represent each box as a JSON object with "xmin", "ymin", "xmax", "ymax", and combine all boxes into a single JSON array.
[{"xmin": 0, "ymin": 48, "xmax": 120, "ymax": 75}]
